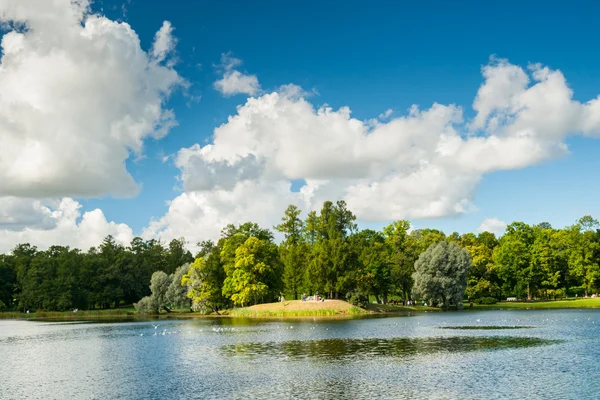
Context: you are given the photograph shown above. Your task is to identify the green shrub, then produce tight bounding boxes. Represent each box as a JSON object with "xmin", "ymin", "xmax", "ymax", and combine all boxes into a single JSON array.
[
  {"xmin": 134, "ymin": 296, "xmax": 158, "ymax": 314},
  {"xmin": 476, "ymin": 297, "xmax": 498, "ymax": 305},
  {"xmin": 0, "ymin": 300, "xmax": 6, "ymax": 312},
  {"xmin": 346, "ymin": 290, "xmax": 368, "ymax": 308}
]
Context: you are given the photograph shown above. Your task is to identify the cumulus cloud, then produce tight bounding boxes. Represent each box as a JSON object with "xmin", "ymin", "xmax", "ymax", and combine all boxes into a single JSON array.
[
  {"xmin": 477, "ymin": 218, "xmax": 507, "ymax": 236},
  {"xmin": 143, "ymin": 180, "xmax": 308, "ymax": 245},
  {"xmin": 0, "ymin": 197, "xmax": 58, "ymax": 231},
  {"xmin": 213, "ymin": 52, "xmax": 260, "ymax": 96},
  {"xmin": 0, "ymin": 198, "xmax": 133, "ymax": 253},
  {"xmin": 0, "ymin": 0, "xmax": 182, "ymax": 198},
  {"xmin": 147, "ymin": 58, "xmax": 600, "ymax": 244}
]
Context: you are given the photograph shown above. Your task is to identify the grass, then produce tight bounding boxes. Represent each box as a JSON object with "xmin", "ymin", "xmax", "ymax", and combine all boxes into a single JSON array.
[
  {"xmin": 227, "ymin": 299, "xmax": 368, "ymax": 318},
  {"xmin": 0, "ymin": 307, "xmax": 136, "ymax": 320},
  {"xmin": 6, "ymin": 297, "xmax": 600, "ymax": 321},
  {"xmin": 467, "ymin": 297, "xmax": 600, "ymax": 310},
  {"xmin": 365, "ymin": 302, "xmax": 439, "ymax": 313}
]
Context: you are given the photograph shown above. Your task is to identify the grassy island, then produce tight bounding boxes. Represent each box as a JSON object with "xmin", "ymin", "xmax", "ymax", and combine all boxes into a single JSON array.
[{"xmin": 228, "ymin": 299, "xmax": 367, "ymax": 318}]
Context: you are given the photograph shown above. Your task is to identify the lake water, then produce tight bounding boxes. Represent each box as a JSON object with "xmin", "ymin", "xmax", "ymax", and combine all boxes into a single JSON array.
[{"xmin": 1, "ymin": 310, "xmax": 598, "ymax": 399}]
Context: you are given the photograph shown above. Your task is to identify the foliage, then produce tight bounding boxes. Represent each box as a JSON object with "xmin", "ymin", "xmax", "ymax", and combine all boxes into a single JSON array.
[
  {"xmin": 275, "ymin": 205, "xmax": 307, "ymax": 299},
  {"xmin": 134, "ymin": 269, "xmax": 188, "ymax": 314},
  {"xmin": 345, "ymin": 290, "xmax": 369, "ymax": 308},
  {"xmin": 222, "ymin": 236, "xmax": 282, "ymax": 306},
  {"xmin": 166, "ymin": 263, "xmax": 191, "ymax": 308},
  {"xmin": 134, "ymin": 296, "xmax": 157, "ymax": 314},
  {"xmin": 413, "ymin": 241, "xmax": 471, "ymax": 310},
  {"xmin": 474, "ymin": 297, "xmax": 498, "ymax": 305},
  {"xmin": 4, "ymin": 202, "xmax": 600, "ymax": 315}
]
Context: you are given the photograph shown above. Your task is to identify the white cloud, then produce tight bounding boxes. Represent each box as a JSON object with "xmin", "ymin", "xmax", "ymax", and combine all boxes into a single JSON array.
[
  {"xmin": 0, "ymin": 0, "xmax": 183, "ymax": 198},
  {"xmin": 150, "ymin": 21, "xmax": 176, "ymax": 63},
  {"xmin": 148, "ymin": 58, "xmax": 600, "ymax": 245},
  {"xmin": 378, "ymin": 108, "xmax": 393, "ymax": 120},
  {"xmin": 213, "ymin": 52, "xmax": 260, "ymax": 96},
  {"xmin": 0, "ymin": 197, "xmax": 58, "ymax": 231},
  {"xmin": 477, "ymin": 218, "xmax": 507, "ymax": 236},
  {"xmin": 0, "ymin": 198, "xmax": 133, "ymax": 253},
  {"xmin": 142, "ymin": 180, "xmax": 307, "ymax": 245}
]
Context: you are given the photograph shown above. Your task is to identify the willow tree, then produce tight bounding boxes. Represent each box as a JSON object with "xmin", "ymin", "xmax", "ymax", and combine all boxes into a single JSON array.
[{"xmin": 412, "ymin": 241, "xmax": 470, "ymax": 310}]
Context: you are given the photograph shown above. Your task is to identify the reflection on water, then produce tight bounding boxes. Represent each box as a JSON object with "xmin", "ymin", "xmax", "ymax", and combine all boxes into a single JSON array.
[
  {"xmin": 439, "ymin": 325, "xmax": 535, "ymax": 330},
  {"xmin": 2, "ymin": 310, "xmax": 600, "ymax": 399},
  {"xmin": 222, "ymin": 336, "xmax": 559, "ymax": 360}
]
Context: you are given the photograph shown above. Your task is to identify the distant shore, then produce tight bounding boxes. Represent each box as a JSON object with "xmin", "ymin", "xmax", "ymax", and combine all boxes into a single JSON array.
[{"xmin": 4, "ymin": 298, "xmax": 600, "ymax": 320}]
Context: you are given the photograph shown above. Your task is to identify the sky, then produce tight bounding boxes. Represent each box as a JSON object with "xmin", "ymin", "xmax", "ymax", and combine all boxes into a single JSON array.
[{"xmin": 1, "ymin": 0, "xmax": 600, "ymax": 252}]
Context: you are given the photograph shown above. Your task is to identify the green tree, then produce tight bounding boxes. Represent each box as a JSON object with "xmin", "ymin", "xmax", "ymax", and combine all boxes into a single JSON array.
[
  {"xmin": 495, "ymin": 222, "xmax": 536, "ymax": 299},
  {"xmin": 566, "ymin": 216, "xmax": 600, "ymax": 296},
  {"xmin": 166, "ymin": 263, "xmax": 191, "ymax": 308},
  {"xmin": 183, "ymin": 241, "xmax": 227, "ymax": 314},
  {"xmin": 275, "ymin": 205, "xmax": 308, "ymax": 299},
  {"xmin": 165, "ymin": 238, "xmax": 194, "ymax": 275},
  {"xmin": 383, "ymin": 220, "xmax": 419, "ymax": 301},
  {"xmin": 0, "ymin": 255, "xmax": 16, "ymax": 310},
  {"xmin": 134, "ymin": 270, "xmax": 171, "ymax": 314},
  {"xmin": 412, "ymin": 241, "xmax": 471, "ymax": 310},
  {"xmin": 464, "ymin": 232, "xmax": 501, "ymax": 300},
  {"xmin": 352, "ymin": 229, "xmax": 392, "ymax": 302},
  {"xmin": 222, "ymin": 236, "xmax": 282, "ymax": 306}
]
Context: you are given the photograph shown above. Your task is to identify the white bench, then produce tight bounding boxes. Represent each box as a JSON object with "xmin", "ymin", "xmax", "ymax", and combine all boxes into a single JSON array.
[{"xmin": 506, "ymin": 297, "xmax": 517, "ymax": 302}]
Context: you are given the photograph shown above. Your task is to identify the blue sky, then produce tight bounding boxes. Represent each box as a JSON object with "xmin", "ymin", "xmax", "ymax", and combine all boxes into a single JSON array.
[
  {"xmin": 92, "ymin": 0, "xmax": 600, "ymax": 233},
  {"xmin": 2, "ymin": 0, "xmax": 600, "ymax": 250}
]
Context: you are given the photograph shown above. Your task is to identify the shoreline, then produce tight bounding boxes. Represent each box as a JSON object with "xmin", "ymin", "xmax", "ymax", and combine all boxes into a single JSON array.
[{"xmin": 4, "ymin": 298, "xmax": 600, "ymax": 321}]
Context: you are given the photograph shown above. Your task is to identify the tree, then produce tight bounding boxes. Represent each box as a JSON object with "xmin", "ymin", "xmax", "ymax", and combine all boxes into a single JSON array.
[
  {"xmin": 464, "ymin": 232, "xmax": 501, "ymax": 300},
  {"xmin": 307, "ymin": 201, "xmax": 357, "ymax": 299},
  {"xmin": 165, "ymin": 238, "xmax": 194, "ymax": 275},
  {"xmin": 0, "ymin": 255, "xmax": 16, "ymax": 310},
  {"xmin": 134, "ymin": 271, "xmax": 171, "ymax": 314},
  {"xmin": 275, "ymin": 205, "xmax": 308, "ymax": 299},
  {"xmin": 352, "ymin": 229, "xmax": 392, "ymax": 303},
  {"xmin": 494, "ymin": 222, "xmax": 536, "ymax": 299},
  {"xmin": 183, "ymin": 242, "xmax": 227, "ymax": 314},
  {"xmin": 565, "ymin": 217, "xmax": 600, "ymax": 296},
  {"xmin": 412, "ymin": 241, "xmax": 471, "ymax": 310},
  {"xmin": 166, "ymin": 263, "xmax": 191, "ymax": 309},
  {"xmin": 222, "ymin": 236, "xmax": 282, "ymax": 306},
  {"xmin": 150, "ymin": 271, "xmax": 171, "ymax": 311},
  {"xmin": 383, "ymin": 220, "xmax": 419, "ymax": 301}
]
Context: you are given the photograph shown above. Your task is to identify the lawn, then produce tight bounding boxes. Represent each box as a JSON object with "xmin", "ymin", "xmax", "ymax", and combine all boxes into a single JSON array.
[
  {"xmin": 468, "ymin": 297, "xmax": 600, "ymax": 310},
  {"xmin": 228, "ymin": 299, "xmax": 367, "ymax": 318},
  {"xmin": 0, "ymin": 307, "xmax": 137, "ymax": 320}
]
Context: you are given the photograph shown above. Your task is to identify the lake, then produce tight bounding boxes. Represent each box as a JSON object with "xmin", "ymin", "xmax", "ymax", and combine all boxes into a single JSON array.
[{"xmin": 1, "ymin": 309, "xmax": 598, "ymax": 399}]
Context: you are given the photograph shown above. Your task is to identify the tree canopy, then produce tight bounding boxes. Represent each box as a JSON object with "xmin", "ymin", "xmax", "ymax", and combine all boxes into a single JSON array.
[{"xmin": 1, "ymin": 202, "xmax": 599, "ymax": 313}]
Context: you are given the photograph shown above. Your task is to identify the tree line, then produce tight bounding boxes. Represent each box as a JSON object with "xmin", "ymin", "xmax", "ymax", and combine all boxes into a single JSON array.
[{"xmin": 0, "ymin": 200, "xmax": 599, "ymax": 312}]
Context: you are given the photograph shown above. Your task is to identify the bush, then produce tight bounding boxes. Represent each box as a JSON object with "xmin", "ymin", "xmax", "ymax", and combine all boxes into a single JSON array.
[
  {"xmin": 134, "ymin": 296, "xmax": 158, "ymax": 314},
  {"xmin": 475, "ymin": 297, "xmax": 497, "ymax": 305},
  {"xmin": 345, "ymin": 290, "xmax": 368, "ymax": 308},
  {"xmin": 0, "ymin": 300, "xmax": 6, "ymax": 312}
]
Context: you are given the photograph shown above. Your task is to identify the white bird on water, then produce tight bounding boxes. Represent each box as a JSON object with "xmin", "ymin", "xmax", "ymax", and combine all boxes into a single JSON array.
[{"xmin": 152, "ymin": 324, "xmax": 159, "ymax": 329}]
